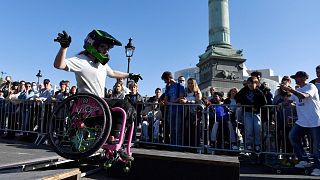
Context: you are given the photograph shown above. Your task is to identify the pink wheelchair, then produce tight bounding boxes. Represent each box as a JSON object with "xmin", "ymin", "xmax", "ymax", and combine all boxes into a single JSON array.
[{"xmin": 48, "ymin": 93, "xmax": 135, "ymax": 172}]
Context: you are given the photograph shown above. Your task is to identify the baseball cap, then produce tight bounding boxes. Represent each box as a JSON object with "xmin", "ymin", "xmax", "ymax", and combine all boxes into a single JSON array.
[
  {"xmin": 290, "ymin": 71, "xmax": 309, "ymax": 79},
  {"xmin": 12, "ymin": 81, "xmax": 19, "ymax": 86},
  {"xmin": 214, "ymin": 91, "xmax": 224, "ymax": 98},
  {"xmin": 281, "ymin": 76, "xmax": 291, "ymax": 82}
]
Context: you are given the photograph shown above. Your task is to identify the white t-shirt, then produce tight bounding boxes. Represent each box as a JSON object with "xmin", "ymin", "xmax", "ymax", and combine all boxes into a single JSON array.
[
  {"xmin": 65, "ymin": 54, "xmax": 113, "ymax": 97},
  {"xmin": 186, "ymin": 92, "xmax": 196, "ymax": 103},
  {"xmin": 290, "ymin": 83, "xmax": 320, "ymax": 127}
]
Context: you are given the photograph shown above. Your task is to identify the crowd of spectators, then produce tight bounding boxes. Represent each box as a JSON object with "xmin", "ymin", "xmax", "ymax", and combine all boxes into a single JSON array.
[
  {"xmin": 0, "ymin": 76, "xmax": 78, "ymax": 102},
  {"xmin": 0, "ymin": 76, "xmax": 78, "ymax": 139},
  {"xmin": 135, "ymin": 67, "xmax": 320, "ymax": 176},
  {"xmin": 1, "ymin": 65, "xmax": 320, "ymax": 176}
]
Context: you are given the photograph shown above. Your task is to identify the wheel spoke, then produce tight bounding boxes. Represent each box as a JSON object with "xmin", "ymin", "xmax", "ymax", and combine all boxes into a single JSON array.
[{"xmin": 48, "ymin": 94, "xmax": 111, "ymax": 160}]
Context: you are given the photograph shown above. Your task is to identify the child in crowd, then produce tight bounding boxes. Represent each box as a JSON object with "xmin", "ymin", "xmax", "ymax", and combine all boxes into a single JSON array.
[
  {"xmin": 276, "ymin": 91, "xmax": 297, "ymax": 153},
  {"xmin": 210, "ymin": 92, "xmax": 237, "ymax": 150}
]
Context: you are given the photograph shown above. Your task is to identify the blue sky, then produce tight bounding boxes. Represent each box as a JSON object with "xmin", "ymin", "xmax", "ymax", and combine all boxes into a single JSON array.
[{"xmin": 1, "ymin": 0, "xmax": 320, "ymax": 96}]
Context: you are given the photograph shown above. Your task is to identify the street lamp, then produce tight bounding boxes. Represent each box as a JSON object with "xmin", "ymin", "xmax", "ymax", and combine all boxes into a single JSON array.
[
  {"xmin": 125, "ymin": 38, "xmax": 135, "ymax": 86},
  {"xmin": 36, "ymin": 70, "xmax": 42, "ymax": 90},
  {"xmin": 0, "ymin": 71, "xmax": 7, "ymax": 84}
]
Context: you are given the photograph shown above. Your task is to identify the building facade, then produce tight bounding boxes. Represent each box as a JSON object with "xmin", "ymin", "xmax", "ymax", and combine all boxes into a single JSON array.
[{"xmin": 174, "ymin": 67, "xmax": 200, "ymax": 83}]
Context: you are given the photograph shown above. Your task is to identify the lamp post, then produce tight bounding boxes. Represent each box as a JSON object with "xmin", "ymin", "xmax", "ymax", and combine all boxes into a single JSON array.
[
  {"xmin": 125, "ymin": 38, "xmax": 135, "ymax": 87},
  {"xmin": 36, "ymin": 70, "xmax": 42, "ymax": 90},
  {"xmin": 0, "ymin": 71, "xmax": 6, "ymax": 84}
]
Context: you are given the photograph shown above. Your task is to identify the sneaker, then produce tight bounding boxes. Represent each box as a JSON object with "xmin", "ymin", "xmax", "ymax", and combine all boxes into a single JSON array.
[
  {"xmin": 33, "ymin": 125, "xmax": 38, "ymax": 131},
  {"xmin": 311, "ymin": 168, "xmax": 320, "ymax": 176},
  {"xmin": 232, "ymin": 145, "xmax": 239, "ymax": 150},
  {"xmin": 118, "ymin": 149, "xmax": 134, "ymax": 161},
  {"xmin": 210, "ymin": 141, "xmax": 216, "ymax": 147},
  {"xmin": 294, "ymin": 161, "xmax": 312, "ymax": 168},
  {"xmin": 130, "ymin": 142, "xmax": 137, "ymax": 148},
  {"xmin": 255, "ymin": 145, "xmax": 261, "ymax": 153},
  {"xmin": 43, "ymin": 140, "xmax": 48, "ymax": 145}
]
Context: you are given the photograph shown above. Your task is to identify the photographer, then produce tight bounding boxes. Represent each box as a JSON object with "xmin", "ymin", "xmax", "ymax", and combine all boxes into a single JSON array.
[{"xmin": 0, "ymin": 76, "xmax": 12, "ymax": 98}]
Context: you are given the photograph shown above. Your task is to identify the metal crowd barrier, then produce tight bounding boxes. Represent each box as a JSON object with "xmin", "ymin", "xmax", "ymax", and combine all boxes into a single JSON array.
[
  {"xmin": 204, "ymin": 104, "xmax": 300, "ymax": 157},
  {"xmin": 0, "ymin": 99, "xmax": 59, "ymax": 145},
  {"xmin": 134, "ymin": 102, "xmax": 308, "ymax": 159},
  {"xmin": 0, "ymin": 98, "xmax": 311, "ymax": 160},
  {"xmin": 136, "ymin": 102, "xmax": 205, "ymax": 153}
]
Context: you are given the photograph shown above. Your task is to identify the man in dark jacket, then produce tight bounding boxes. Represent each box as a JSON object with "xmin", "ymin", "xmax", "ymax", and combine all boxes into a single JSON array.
[{"xmin": 235, "ymin": 76, "xmax": 267, "ymax": 152}]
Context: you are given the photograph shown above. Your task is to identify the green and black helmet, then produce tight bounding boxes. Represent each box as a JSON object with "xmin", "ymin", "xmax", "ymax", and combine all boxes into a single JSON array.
[{"xmin": 83, "ymin": 30, "xmax": 122, "ymax": 65}]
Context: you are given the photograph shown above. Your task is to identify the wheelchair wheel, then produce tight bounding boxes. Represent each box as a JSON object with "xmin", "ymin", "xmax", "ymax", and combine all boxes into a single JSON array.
[{"xmin": 48, "ymin": 93, "xmax": 112, "ymax": 160}]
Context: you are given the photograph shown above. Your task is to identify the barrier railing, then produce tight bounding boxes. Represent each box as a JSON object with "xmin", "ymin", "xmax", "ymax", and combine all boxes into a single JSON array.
[
  {"xmin": 0, "ymin": 98, "xmax": 310, "ymax": 159},
  {"xmin": 0, "ymin": 99, "xmax": 43, "ymax": 137},
  {"xmin": 136, "ymin": 102, "xmax": 205, "ymax": 153}
]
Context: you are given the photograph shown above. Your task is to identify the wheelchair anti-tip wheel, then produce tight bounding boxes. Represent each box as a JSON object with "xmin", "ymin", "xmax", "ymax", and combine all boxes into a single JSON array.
[
  {"xmin": 48, "ymin": 93, "xmax": 112, "ymax": 160},
  {"xmin": 123, "ymin": 161, "xmax": 132, "ymax": 173}
]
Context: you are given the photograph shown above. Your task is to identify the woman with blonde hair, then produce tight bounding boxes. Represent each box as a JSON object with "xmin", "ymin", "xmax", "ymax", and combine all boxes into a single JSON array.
[
  {"xmin": 183, "ymin": 78, "xmax": 202, "ymax": 104},
  {"xmin": 182, "ymin": 78, "xmax": 202, "ymax": 147}
]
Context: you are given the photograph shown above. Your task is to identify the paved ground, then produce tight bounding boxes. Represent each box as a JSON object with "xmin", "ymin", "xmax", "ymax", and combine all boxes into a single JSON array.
[{"xmin": 0, "ymin": 138, "xmax": 60, "ymax": 168}]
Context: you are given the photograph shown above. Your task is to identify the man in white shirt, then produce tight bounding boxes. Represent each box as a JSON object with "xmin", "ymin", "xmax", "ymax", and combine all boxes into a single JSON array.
[{"xmin": 281, "ymin": 71, "xmax": 320, "ymax": 176}]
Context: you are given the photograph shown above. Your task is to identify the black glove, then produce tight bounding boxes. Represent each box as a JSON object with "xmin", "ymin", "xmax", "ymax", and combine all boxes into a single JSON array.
[
  {"xmin": 54, "ymin": 30, "xmax": 72, "ymax": 48},
  {"xmin": 129, "ymin": 73, "xmax": 143, "ymax": 83}
]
